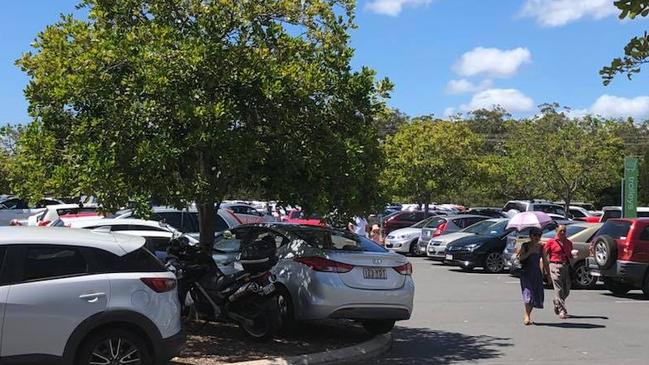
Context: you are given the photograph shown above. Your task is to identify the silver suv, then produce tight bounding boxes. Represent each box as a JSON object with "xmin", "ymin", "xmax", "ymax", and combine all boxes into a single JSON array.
[
  {"xmin": 503, "ymin": 200, "xmax": 567, "ymax": 218},
  {"xmin": 0, "ymin": 227, "xmax": 183, "ymax": 365}
]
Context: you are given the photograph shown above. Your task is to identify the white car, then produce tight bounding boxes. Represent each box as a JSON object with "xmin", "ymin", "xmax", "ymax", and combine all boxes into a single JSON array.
[
  {"xmin": 0, "ymin": 197, "xmax": 64, "ymax": 226},
  {"xmin": 67, "ymin": 218, "xmax": 198, "ymax": 260},
  {"xmin": 220, "ymin": 203, "xmax": 276, "ymax": 224},
  {"xmin": 0, "ymin": 226, "xmax": 183, "ymax": 365},
  {"xmin": 14, "ymin": 203, "xmax": 101, "ymax": 226},
  {"xmin": 384, "ymin": 216, "xmax": 439, "ymax": 255}
]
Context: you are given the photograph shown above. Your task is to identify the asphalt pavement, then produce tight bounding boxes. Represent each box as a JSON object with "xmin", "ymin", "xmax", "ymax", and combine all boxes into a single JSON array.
[{"xmin": 366, "ymin": 257, "xmax": 648, "ymax": 365}]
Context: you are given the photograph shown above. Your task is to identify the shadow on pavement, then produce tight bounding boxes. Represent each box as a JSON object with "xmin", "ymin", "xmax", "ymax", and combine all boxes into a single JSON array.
[
  {"xmin": 567, "ymin": 315, "xmax": 609, "ymax": 320},
  {"xmin": 533, "ymin": 322, "xmax": 606, "ymax": 329},
  {"xmin": 602, "ymin": 292, "xmax": 649, "ymax": 301},
  {"xmin": 373, "ymin": 326, "xmax": 512, "ymax": 364}
]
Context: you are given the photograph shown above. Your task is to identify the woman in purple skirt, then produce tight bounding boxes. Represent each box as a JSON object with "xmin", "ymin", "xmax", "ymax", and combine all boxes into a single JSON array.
[{"xmin": 517, "ymin": 227, "xmax": 550, "ymax": 325}]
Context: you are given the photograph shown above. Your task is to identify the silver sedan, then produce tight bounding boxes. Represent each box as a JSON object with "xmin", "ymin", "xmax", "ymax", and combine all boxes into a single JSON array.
[{"xmin": 213, "ymin": 223, "xmax": 414, "ymax": 335}]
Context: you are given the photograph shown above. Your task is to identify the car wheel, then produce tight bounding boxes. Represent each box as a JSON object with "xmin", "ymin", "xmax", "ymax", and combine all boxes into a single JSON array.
[
  {"xmin": 240, "ymin": 297, "xmax": 281, "ymax": 342},
  {"xmin": 484, "ymin": 252, "xmax": 505, "ymax": 273},
  {"xmin": 593, "ymin": 235, "xmax": 617, "ymax": 270},
  {"xmin": 408, "ymin": 239, "xmax": 418, "ymax": 256},
  {"xmin": 361, "ymin": 319, "xmax": 395, "ymax": 335},
  {"xmin": 277, "ymin": 288, "xmax": 296, "ymax": 333},
  {"xmin": 76, "ymin": 328, "xmax": 152, "ymax": 365},
  {"xmin": 573, "ymin": 261, "xmax": 597, "ymax": 289},
  {"xmin": 604, "ymin": 278, "xmax": 632, "ymax": 296}
]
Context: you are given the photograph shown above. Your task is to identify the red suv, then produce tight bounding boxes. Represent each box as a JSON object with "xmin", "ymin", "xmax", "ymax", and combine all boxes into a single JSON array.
[{"xmin": 588, "ymin": 218, "xmax": 649, "ymax": 296}]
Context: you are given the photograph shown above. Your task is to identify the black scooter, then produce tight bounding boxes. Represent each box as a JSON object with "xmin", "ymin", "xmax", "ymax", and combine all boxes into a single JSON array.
[{"xmin": 166, "ymin": 236, "xmax": 281, "ymax": 341}]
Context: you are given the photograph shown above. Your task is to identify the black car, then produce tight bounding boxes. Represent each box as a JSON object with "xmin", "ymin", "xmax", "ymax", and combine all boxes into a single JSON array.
[
  {"xmin": 461, "ymin": 207, "xmax": 508, "ymax": 219},
  {"xmin": 444, "ymin": 229, "xmax": 514, "ymax": 273}
]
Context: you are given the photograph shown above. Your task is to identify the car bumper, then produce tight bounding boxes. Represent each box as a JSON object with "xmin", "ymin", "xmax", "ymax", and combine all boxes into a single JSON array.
[
  {"xmin": 426, "ymin": 245, "xmax": 447, "ymax": 260},
  {"xmin": 446, "ymin": 251, "xmax": 484, "ymax": 268},
  {"xmin": 384, "ymin": 238, "xmax": 413, "ymax": 253},
  {"xmin": 587, "ymin": 258, "xmax": 648, "ymax": 287},
  {"xmin": 290, "ymin": 272, "xmax": 414, "ymax": 321},
  {"xmin": 158, "ymin": 329, "xmax": 185, "ymax": 361}
]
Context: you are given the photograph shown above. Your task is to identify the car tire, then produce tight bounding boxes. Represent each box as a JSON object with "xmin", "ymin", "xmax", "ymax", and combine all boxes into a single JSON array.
[
  {"xmin": 277, "ymin": 287, "xmax": 297, "ymax": 333},
  {"xmin": 573, "ymin": 261, "xmax": 597, "ymax": 289},
  {"xmin": 483, "ymin": 252, "xmax": 505, "ymax": 273},
  {"xmin": 76, "ymin": 328, "xmax": 152, "ymax": 365},
  {"xmin": 604, "ymin": 278, "xmax": 632, "ymax": 296},
  {"xmin": 593, "ymin": 235, "xmax": 617, "ymax": 270},
  {"xmin": 408, "ymin": 239, "xmax": 418, "ymax": 256},
  {"xmin": 361, "ymin": 319, "xmax": 396, "ymax": 335}
]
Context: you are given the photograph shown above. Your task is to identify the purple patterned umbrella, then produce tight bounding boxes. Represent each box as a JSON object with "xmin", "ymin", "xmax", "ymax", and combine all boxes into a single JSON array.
[{"xmin": 506, "ymin": 211, "xmax": 553, "ymax": 231}]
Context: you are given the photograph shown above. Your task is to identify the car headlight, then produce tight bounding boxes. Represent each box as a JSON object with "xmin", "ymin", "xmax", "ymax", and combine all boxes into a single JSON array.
[{"xmin": 465, "ymin": 243, "xmax": 480, "ymax": 251}]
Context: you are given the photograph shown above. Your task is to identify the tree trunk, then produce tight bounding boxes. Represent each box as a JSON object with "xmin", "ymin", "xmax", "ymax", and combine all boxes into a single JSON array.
[
  {"xmin": 197, "ymin": 197, "xmax": 216, "ymax": 253},
  {"xmin": 424, "ymin": 201, "xmax": 429, "ymax": 214},
  {"xmin": 563, "ymin": 195, "xmax": 571, "ymax": 219}
]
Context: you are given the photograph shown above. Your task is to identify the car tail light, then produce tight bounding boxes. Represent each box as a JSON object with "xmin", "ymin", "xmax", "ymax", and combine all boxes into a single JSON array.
[
  {"xmin": 433, "ymin": 222, "xmax": 448, "ymax": 237},
  {"xmin": 394, "ymin": 262, "xmax": 412, "ymax": 275},
  {"xmin": 37, "ymin": 220, "xmax": 51, "ymax": 227},
  {"xmin": 141, "ymin": 277, "xmax": 177, "ymax": 293},
  {"xmin": 619, "ymin": 238, "xmax": 633, "ymax": 261},
  {"xmin": 295, "ymin": 257, "xmax": 354, "ymax": 273}
]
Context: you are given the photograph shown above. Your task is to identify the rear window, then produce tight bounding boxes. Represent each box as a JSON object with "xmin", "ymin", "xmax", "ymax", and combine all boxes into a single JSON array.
[
  {"xmin": 91, "ymin": 248, "xmax": 166, "ymax": 272},
  {"xmin": 423, "ymin": 217, "xmax": 446, "ymax": 228},
  {"xmin": 601, "ymin": 209, "xmax": 622, "ymax": 222},
  {"xmin": 294, "ymin": 229, "xmax": 386, "ymax": 252},
  {"xmin": 503, "ymin": 202, "xmax": 526, "ymax": 212},
  {"xmin": 597, "ymin": 220, "xmax": 632, "ymax": 239},
  {"xmin": 533, "ymin": 204, "xmax": 566, "ymax": 216}
]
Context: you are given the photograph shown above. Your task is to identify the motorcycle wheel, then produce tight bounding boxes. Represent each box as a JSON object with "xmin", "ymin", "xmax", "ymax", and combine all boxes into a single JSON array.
[{"xmin": 239, "ymin": 296, "xmax": 281, "ymax": 342}]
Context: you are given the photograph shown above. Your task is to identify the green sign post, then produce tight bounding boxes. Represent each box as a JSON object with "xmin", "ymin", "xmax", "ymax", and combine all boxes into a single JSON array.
[{"xmin": 623, "ymin": 157, "xmax": 639, "ymax": 218}]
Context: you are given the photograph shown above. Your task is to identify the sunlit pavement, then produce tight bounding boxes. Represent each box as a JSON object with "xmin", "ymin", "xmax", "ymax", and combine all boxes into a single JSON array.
[{"xmin": 365, "ymin": 257, "xmax": 648, "ymax": 365}]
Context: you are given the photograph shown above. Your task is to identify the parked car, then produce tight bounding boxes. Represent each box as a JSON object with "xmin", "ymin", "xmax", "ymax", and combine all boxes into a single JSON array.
[
  {"xmin": 503, "ymin": 200, "xmax": 567, "ymax": 218},
  {"xmin": 0, "ymin": 226, "xmax": 183, "ymax": 364},
  {"xmin": 67, "ymin": 218, "xmax": 198, "ymax": 260},
  {"xmin": 415, "ymin": 215, "xmax": 491, "ymax": 256},
  {"xmin": 0, "ymin": 197, "xmax": 64, "ymax": 226},
  {"xmin": 599, "ymin": 206, "xmax": 649, "ymax": 222},
  {"xmin": 12, "ymin": 203, "xmax": 101, "ymax": 227},
  {"xmin": 282, "ymin": 209, "xmax": 326, "ymax": 227},
  {"xmin": 461, "ymin": 207, "xmax": 508, "ymax": 218},
  {"xmin": 113, "ymin": 206, "xmax": 241, "ymax": 239},
  {"xmin": 221, "ymin": 203, "xmax": 276, "ymax": 224},
  {"xmin": 427, "ymin": 218, "xmax": 509, "ymax": 261},
  {"xmin": 541, "ymin": 222, "xmax": 603, "ymax": 289},
  {"xmin": 567, "ymin": 206, "xmax": 600, "ymax": 223},
  {"xmin": 383, "ymin": 211, "xmax": 440, "ymax": 237},
  {"xmin": 384, "ymin": 216, "xmax": 440, "ymax": 255},
  {"xmin": 587, "ymin": 218, "xmax": 649, "ymax": 296},
  {"xmin": 212, "ymin": 223, "xmax": 414, "ymax": 335},
  {"xmin": 444, "ymin": 223, "xmax": 517, "ymax": 273}
]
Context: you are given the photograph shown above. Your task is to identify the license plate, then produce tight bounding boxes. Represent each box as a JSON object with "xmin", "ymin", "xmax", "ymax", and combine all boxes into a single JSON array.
[
  {"xmin": 363, "ymin": 267, "xmax": 387, "ymax": 280},
  {"xmin": 445, "ymin": 254, "xmax": 453, "ymax": 261}
]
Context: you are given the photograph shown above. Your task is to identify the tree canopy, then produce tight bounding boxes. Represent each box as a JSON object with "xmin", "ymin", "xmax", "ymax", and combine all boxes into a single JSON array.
[
  {"xmin": 601, "ymin": 0, "xmax": 649, "ymax": 85},
  {"xmin": 16, "ymin": 0, "xmax": 391, "ymax": 244}
]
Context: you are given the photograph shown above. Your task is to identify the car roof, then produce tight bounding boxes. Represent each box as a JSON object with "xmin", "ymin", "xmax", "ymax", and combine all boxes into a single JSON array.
[
  {"xmin": 70, "ymin": 218, "xmax": 172, "ymax": 229},
  {"xmin": 0, "ymin": 227, "xmax": 144, "ymax": 255}
]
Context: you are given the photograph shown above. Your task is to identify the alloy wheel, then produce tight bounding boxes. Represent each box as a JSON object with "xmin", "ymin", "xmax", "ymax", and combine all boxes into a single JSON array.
[
  {"xmin": 575, "ymin": 264, "xmax": 595, "ymax": 288},
  {"xmin": 89, "ymin": 337, "xmax": 141, "ymax": 365},
  {"xmin": 595, "ymin": 242, "xmax": 608, "ymax": 266},
  {"xmin": 486, "ymin": 252, "xmax": 504, "ymax": 273}
]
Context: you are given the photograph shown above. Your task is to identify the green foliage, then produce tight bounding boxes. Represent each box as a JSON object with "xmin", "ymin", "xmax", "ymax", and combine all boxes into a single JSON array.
[
  {"xmin": 16, "ymin": 0, "xmax": 390, "ymax": 244},
  {"xmin": 601, "ymin": 0, "xmax": 649, "ymax": 85},
  {"xmin": 381, "ymin": 119, "xmax": 482, "ymax": 205}
]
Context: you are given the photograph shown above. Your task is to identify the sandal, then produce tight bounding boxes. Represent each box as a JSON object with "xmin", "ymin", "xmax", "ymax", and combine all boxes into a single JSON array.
[
  {"xmin": 524, "ymin": 319, "xmax": 533, "ymax": 326},
  {"xmin": 559, "ymin": 313, "xmax": 568, "ymax": 320}
]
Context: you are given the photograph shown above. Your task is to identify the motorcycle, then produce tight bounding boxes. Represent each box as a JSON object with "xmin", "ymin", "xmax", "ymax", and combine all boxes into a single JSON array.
[{"xmin": 166, "ymin": 235, "xmax": 281, "ymax": 341}]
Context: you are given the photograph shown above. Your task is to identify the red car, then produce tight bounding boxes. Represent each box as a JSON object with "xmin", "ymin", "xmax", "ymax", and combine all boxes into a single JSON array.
[
  {"xmin": 588, "ymin": 218, "xmax": 649, "ymax": 296},
  {"xmin": 382, "ymin": 211, "xmax": 439, "ymax": 236},
  {"xmin": 283, "ymin": 210, "xmax": 326, "ymax": 227}
]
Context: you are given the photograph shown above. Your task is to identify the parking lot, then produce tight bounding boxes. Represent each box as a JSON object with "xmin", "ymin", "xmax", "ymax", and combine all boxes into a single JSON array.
[{"xmin": 368, "ymin": 257, "xmax": 649, "ymax": 365}]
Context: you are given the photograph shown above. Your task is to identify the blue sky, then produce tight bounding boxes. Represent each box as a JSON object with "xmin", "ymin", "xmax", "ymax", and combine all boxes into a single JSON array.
[{"xmin": 2, "ymin": 0, "xmax": 649, "ymax": 124}]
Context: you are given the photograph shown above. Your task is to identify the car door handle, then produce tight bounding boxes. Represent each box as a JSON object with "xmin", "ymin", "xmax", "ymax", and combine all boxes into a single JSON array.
[{"xmin": 79, "ymin": 292, "xmax": 106, "ymax": 302}]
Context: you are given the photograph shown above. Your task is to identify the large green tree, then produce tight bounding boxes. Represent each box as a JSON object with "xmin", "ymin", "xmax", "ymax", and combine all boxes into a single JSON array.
[
  {"xmin": 601, "ymin": 0, "xmax": 649, "ymax": 85},
  {"xmin": 505, "ymin": 109, "xmax": 624, "ymax": 214},
  {"xmin": 16, "ymin": 0, "xmax": 390, "ymax": 246},
  {"xmin": 381, "ymin": 119, "xmax": 482, "ymax": 209}
]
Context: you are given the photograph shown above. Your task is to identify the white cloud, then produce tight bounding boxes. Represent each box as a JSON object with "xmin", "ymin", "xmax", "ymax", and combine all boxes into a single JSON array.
[
  {"xmin": 521, "ymin": 0, "xmax": 618, "ymax": 27},
  {"xmin": 589, "ymin": 95, "xmax": 649, "ymax": 120},
  {"xmin": 365, "ymin": 0, "xmax": 432, "ymax": 16},
  {"xmin": 453, "ymin": 47, "xmax": 532, "ymax": 78},
  {"xmin": 460, "ymin": 88, "xmax": 535, "ymax": 113},
  {"xmin": 445, "ymin": 79, "xmax": 493, "ymax": 94},
  {"xmin": 443, "ymin": 107, "xmax": 457, "ymax": 117}
]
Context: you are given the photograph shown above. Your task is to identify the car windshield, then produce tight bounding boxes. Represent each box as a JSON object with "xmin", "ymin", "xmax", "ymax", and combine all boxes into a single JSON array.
[
  {"xmin": 292, "ymin": 228, "xmax": 386, "ymax": 252},
  {"xmin": 463, "ymin": 220, "xmax": 500, "ymax": 234},
  {"xmin": 533, "ymin": 204, "xmax": 566, "ymax": 216},
  {"xmin": 543, "ymin": 225, "xmax": 587, "ymax": 239}
]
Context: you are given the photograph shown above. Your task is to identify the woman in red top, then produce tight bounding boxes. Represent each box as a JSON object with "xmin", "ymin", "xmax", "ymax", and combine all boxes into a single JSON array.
[{"xmin": 544, "ymin": 225, "xmax": 574, "ymax": 319}]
